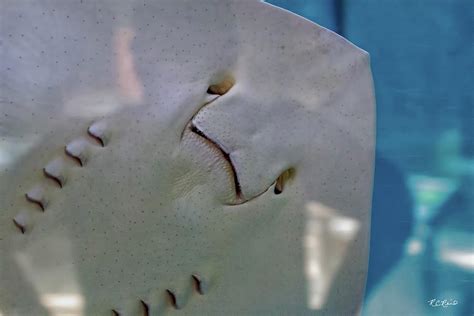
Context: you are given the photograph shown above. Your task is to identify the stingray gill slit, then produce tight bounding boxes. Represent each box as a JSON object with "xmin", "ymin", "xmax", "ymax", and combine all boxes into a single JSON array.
[
  {"xmin": 140, "ymin": 300, "xmax": 149, "ymax": 316},
  {"xmin": 25, "ymin": 190, "xmax": 46, "ymax": 211},
  {"xmin": 12, "ymin": 121, "xmax": 107, "ymax": 234},
  {"xmin": 192, "ymin": 274, "xmax": 207, "ymax": 295},
  {"xmin": 64, "ymin": 146, "xmax": 84, "ymax": 167},
  {"xmin": 206, "ymin": 75, "xmax": 235, "ymax": 96},
  {"xmin": 12, "ymin": 216, "xmax": 26, "ymax": 234},
  {"xmin": 165, "ymin": 289, "xmax": 181, "ymax": 309}
]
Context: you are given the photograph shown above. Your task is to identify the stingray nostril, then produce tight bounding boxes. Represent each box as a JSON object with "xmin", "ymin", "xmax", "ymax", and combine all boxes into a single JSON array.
[
  {"xmin": 207, "ymin": 74, "xmax": 235, "ymax": 95},
  {"xmin": 274, "ymin": 186, "xmax": 282, "ymax": 194},
  {"xmin": 140, "ymin": 300, "xmax": 149, "ymax": 316},
  {"xmin": 274, "ymin": 168, "xmax": 296, "ymax": 195}
]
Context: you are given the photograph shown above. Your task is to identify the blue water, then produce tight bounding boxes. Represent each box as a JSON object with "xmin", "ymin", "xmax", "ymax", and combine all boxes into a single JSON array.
[{"xmin": 267, "ymin": 1, "xmax": 473, "ymax": 315}]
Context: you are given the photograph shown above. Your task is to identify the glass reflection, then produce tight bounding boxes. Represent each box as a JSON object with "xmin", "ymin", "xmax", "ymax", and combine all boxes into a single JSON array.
[
  {"xmin": 304, "ymin": 201, "xmax": 359, "ymax": 309},
  {"xmin": 15, "ymin": 234, "xmax": 84, "ymax": 316}
]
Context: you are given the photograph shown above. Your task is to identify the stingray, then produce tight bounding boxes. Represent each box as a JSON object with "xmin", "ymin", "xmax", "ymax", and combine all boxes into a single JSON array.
[{"xmin": 0, "ymin": 1, "xmax": 375, "ymax": 315}]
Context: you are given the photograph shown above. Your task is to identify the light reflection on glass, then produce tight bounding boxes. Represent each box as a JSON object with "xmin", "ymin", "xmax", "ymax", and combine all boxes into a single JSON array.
[
  {"xmin": 40, "ymin": 294, "xmax": 84, "ymax": 316},
  {"xmin": 304, "ymin": 201, "xmax": 360, "ymax": 309},
  {"xmin": 14, "ymin": 234, "xmax": 84, "ymax": 316},
  {"xmin": 115, "ymin": 27, "xmax": 144, "ymax": 105},
  {"xmin": 439, "ymin": 250, "xmax": 474, "ymax": 271},
  {"xmin": 0, "ymin": 138, "xmax": 38, "ymax": 170}
]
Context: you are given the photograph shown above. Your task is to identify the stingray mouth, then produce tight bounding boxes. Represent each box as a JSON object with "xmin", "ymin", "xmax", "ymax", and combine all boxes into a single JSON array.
[
  {"xmin": 178, "ymin": 75, "xmax": 260, "ymax": 205},
  {"xmin": 180, "ymin": 76, "xmax": 295, "ymax": 205},
  {"xmin": 184, "ymin": 118, "xmax": 276, "ymax": 206},
  {"xmin": 189, "ymin": 122, "xmax": 243, "ymax": 198}
]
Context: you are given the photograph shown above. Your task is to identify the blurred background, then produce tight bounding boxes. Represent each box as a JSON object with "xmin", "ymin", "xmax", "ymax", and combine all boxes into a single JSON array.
[{"xmin": 266, "ymin": 1, "xmax": 473, "ymax": 315}]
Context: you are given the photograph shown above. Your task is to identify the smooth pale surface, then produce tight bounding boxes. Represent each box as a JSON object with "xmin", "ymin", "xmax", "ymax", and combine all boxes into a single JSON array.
[{"xmin": 0, "ymin": 0, "xmax": 375, "ymax": 315}]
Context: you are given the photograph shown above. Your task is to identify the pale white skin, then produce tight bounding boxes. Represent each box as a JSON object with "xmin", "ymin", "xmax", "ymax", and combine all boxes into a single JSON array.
[{"xmin": 0, "ymin": 1, "xmax": 375, "ymax": 315}]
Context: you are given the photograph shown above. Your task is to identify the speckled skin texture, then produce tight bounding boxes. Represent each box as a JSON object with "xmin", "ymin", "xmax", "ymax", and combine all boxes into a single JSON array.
[{"xmin": 0, "ymin": 1, "xmax": 375, "ymax": 315}]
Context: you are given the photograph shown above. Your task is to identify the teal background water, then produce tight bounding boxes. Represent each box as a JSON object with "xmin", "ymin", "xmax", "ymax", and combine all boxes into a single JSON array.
[{"xmin": 267, "ymin": 1, "xmax": 473, "ymax": 315}]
